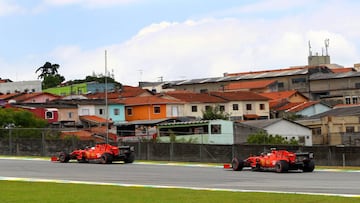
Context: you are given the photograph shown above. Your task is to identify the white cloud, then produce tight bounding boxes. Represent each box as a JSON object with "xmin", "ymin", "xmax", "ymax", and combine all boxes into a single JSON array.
[
  {"xmin": 42, "ymin": 0, "xmax": 141, "ymax": 8},
  {"xmin": 2, "ymin": 1, "xmax": 359, "ymax": 86},
  {"xmin": 39, "ymin": 16, "xmax": 357, "ymax": 86},
  {"xmin": 0, "ymin": 0, "xmax": 25, "ymax": 16}
]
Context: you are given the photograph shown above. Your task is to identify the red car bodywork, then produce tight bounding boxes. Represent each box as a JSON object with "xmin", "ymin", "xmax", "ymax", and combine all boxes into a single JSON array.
[
  {"xmin": 232, "ymin": 149, "xmax": 315, "ymax": 173},
  {"xmin": 55, "ymin": 143, "xmax": 135, "ymax": 164}
]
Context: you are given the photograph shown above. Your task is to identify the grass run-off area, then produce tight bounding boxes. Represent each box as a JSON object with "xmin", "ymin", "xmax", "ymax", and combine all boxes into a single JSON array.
[{"xmin": 1, "ymin": 181, "xmax": 359, "ymax": 203}]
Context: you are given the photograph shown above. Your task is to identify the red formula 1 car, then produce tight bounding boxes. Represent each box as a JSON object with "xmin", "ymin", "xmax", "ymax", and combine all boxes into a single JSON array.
[
  {"xmin": 53, "ymin": 143, "xmax": 135, "ymax": 164},
  {"xmin": 231, "ymin": 148, "xmax": 315, "ymax": 173}
]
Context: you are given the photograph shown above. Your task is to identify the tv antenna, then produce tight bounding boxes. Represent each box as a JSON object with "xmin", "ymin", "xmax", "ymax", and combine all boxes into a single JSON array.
[{"xmin": 324, "ymin": 38, "xmax": 330, "ymax": 56}]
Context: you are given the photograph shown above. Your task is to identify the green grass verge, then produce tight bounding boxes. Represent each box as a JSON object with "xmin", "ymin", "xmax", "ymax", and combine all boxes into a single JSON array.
[{"xmin": 0, "ymin": 181, "xmax": 359, "ymax": 203}]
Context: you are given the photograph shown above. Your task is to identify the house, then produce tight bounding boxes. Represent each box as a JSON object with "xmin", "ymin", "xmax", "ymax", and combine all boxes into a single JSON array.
[
  {"xmin": 120, "ymin": 95, "xmax": 183, "ymax": 121},
  {"xmin": 162, "ymin": 91, "xmax": 227, "ymax": 119},
  {"xmin": 7, "ymin": 92, "xmax": 61, "ymax": 103},
  {"xmin": 163, "ymin": 91, "xmax": 270, "ymax": 121},
  {"xmin": 43, "ymin": 82, "xmax": 117, "ymax": 96},
  {"xmin": 6, "ymin": 104, "xmax": 59, "ymax": 124},
  {"xmin": 260, "ymin": 90, "xmax": 309, "ymax": 118},
  {"xmin": 12, "ymin": 101, "xmax": 79, "ymax": 128},
  {"xmin": 296, "ymin": 105, "xmax": 360, "ymax": 146},
  {"xmin": 275, "ymin": 101, "xmax": 332, "ymax": 118},
  {"xmin": 85, "ymin": 85, "xmax": 153, "ymax": 99},
  {"xmin": 115, "ymin": 118, "xmax": 187, "ymax": 142},
  {"xmin": 242, "ymin": 118, "xmax": 313, "ymax": 146},
  {"xmin": 156, "ymin": 119, "xmax": 261, "ymax": 145},
  {"xmin": 210, "ymin": 91, "xmax": 270, "ymax": 121}
]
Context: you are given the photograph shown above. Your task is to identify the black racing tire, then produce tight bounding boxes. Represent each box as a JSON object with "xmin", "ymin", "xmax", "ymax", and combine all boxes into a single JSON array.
[
  {"xmin": 275, "ymin": 160, "xmax": 289, "ymax": 173},
  {"xmin": 303, "ymin": 160, "xmax": 315, "ymax": 172},
  {"xmin": 59, "ymin": 151, "xmax": 70, "ymax": 163},
  {"xmin": 100, "ymin": 153, "xmax": 113, "ymax": 164},
  {"xmin": 231, "ymin": 157, "xmax": 244, "ymax": 171},
  {"xmin": 252, "ymin": 163, "xmax": 261, "ymax": 171},
  {"xmin": 124, "ymin": 152, "xmax": 135, "ymax": 163}
]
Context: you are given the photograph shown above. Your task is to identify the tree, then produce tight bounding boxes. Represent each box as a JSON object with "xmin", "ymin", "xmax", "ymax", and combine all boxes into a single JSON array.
[
  {"xmin": 0, "ymin": 108, "xmax": 47, "ymax": 128},
  {"xmin": 247, "ymin": 130, "xmax": 299, "ymax": 145},
  {"xmin": 35, "ymin": 62, "xmax": 65, "ymax": 89},
  {"xmin": 202, "ymin": 105, "xmax": 230, "ymax": 120},
  {"xmin": 36, "ymin": 62, "xmax": 59, "ymax": 79}
]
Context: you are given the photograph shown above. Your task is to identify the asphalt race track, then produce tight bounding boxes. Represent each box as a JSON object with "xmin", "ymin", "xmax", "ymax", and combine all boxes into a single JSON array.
[{"xmin": 1, "ymin": 158, "xmax": 359, "ymax": 197}]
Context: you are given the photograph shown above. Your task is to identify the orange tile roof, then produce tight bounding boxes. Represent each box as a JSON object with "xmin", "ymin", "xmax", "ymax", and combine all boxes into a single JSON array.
[
  {"xmin": 275, "ymin": 102, "xmax": 303, "ymax": 111},
  {"xmin": 165, "ymin": 91, "xmax": 226, "ymax": 103},
  {"xmin": 60, "ymin": 128, "xmax": 117, "ymax": 142},
  {"xmin": 210, "ymin": 91, "xmax": 270, "ymax": 101},
  {"xmin": 11, "ymin": 92, "xmax": 60, "ymax": 102},
  {"xmin": 224, "ymin": 80, "xmax": 276, "ymax": 91},
  {"xmin": 330, "ymin": 67, "xmax": 355, "ymax": 73},
  {"xmin": 121, "ymin": 95, "xmax": 182, "ymax": 106},
  {"xmin": 120, "ymin": 85, "xmax": 152, "ymax": 97},
  {"xmin": 260, "ymin": 90, "xmax": 299, "ymax": 100},
  {"xmin": 79, "ymin": 115, "xmax": 112, "ymax": 124},
  {"xmin": 275, "ymin": 101, "xmax": 320, "ymax": 112},
  {"xmin": 0, "ymin": 93, "xmax": 22, "ymax": 100}
]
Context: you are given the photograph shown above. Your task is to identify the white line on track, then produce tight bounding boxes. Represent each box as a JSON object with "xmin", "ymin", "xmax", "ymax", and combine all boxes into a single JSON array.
[{"xmin": 1, "ymin": 176, "xmax": 359, "ymax": 198}]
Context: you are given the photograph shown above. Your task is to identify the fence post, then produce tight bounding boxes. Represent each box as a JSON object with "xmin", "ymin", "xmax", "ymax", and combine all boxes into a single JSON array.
[
  {"xmin": 8, "ymin": 128, "xmax": 12, "ymax": 155},
  {"xmin": 41, "ymin": 131, "xmax": 45, "ymax": 156},
  {"xmin": 137, "ymin": 141, "xmax": 141, "ymax": 160},
  {"xmin": 170, "ymin": 142, "xmax": 173, "ymax": 161}
]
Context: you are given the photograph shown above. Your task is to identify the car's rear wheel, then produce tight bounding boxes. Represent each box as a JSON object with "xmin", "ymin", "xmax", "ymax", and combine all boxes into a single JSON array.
[
  {"xmin": 231, "ymin": 157, "xmax": 244, "ymax": 171},
  {"xmin": 59, "ymin": 152, "xmax": 70, "ymax": 163},
  {"xmin": 303, "ymin": 160, "xmax": 315, "ymax": 172},
  {"xmin": 275, "ymin": 160, "xmax": 289, "ymax": 173},
  {"xmin": 124, "ymin": 152, "xmax": 135, "ymax": 163},
  {"xmin": 100, "ymin": 153, "xmax": 113, "ymax": 164}
]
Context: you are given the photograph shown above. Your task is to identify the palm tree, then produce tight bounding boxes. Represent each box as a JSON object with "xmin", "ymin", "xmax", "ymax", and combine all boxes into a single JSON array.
[{"xmin": 35, "ymin": 62, "xmax": 60, "ymax": 79}]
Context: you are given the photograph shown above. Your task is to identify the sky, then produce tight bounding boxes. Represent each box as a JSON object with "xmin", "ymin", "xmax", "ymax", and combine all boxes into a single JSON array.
[{"xmin": 0, "ymin": 0, "xmax": 359, "ymax": 86}]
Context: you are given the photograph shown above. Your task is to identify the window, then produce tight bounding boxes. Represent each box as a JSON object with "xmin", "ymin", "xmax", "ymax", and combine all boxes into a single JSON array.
[
  {"xmin": 277, "ymin": 82, "xmax": 284, "ymax": 88},
  {"xmin": 312, "ymin": 128, "xmax": 321, "ymax": 135},
  {"xmin": 346, "ymin": 126, "xmax": 355, "ymax": 133},
  {"xmin": 211, "ymin": 124, "xmax": 221, "ymax": 134},
  {"xmin": 99, "ymin": 109, "xmax": 104, "ymax": 115},
  {"xmin": 68, "ymin": 112, "xmax": 73, "ymax": 119},
  {"xmin": 246, "ymin": 104, "xmax": 252, "ymax": 110},
  {"xmin": 219, "ymin": 105, "xmax": 225, "ymax": 112},
  {"xmin": 81, "ymin": 109, "xmax": 90, "ymax": 115},
  {"xmin": 153, "ymin": 105, "xmax": 161, "ymax": 114},
  {"xmin": 205, "ymin": 105, "xmax": 211, "ymax": 111},
  {"xmin": 259, "ymin": 103, "xmax": 265, "ymax": 110},
  {"xmin": 345, "ymin": 96, "xmax": 351, "ymax": 104},
  {"xmin": 353, "ymin": 97, "xmax": 358, "ymax": 104},
  {"xmin": 45, "ymin": 111, "xmax": 53, "ymax": 119},
  {"xmin": 114, "ymin": 108, "xmax": 120, "ymax": 115},
  {"xmin": 200, "ymin": 89, "xmax": 208, "ymax": 93},
  {"xmin": 127, "ymin": 107, "xmax": 133, "ymax": 116},
  {"xmin": 292, "ymin": 77, "xmax": 306, "ymax": 83},
  {"xmin": 355, "ymin": 83, "xmax": 360, "ymax": 88},
  {"xmin": 191, "ymin": 105, "xmax": 198, "ymax": 112},
  {"xmin": 232, "ymin": 104, "xmax": 239, "ymax": 111}
]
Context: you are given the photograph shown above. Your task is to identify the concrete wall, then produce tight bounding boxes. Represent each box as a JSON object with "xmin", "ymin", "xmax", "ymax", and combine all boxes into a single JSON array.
[{"xmin": 0, "ymin": 80, "xmax": 41, "ymax": 94}]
